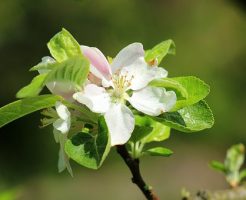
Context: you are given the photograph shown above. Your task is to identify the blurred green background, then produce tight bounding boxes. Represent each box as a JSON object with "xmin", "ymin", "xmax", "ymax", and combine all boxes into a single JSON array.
[{"xmin": 0, "ymin": 0, "xmax": 245, "ymax": 199}]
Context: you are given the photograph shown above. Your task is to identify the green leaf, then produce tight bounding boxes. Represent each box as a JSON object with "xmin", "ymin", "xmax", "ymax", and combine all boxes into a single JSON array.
[
  {"xmin": 30, "ymin": 60, "xmax": 57, "ymax": 72},
  {"xmin": 210, "ymin": 161, "xmax": 226, "ymax": 173},
  {"xmin": 149, "ymin": 78, "xmax": 188, "ymax": 99},
  {"xmin": 152, "ymin": 100, "xmax": 214, "ymax": 133},
  {"xmin": 171, "ymin": 76, "xmax": 210, "ymax": 111},
  {"xmin": 63, "ymin": 100, "xmax": 98, "ymax": 124},
  {"xmin": 144, "ymin": 147, "xmax": 173, "ymax": 157},
  {"xmin": 239, "ymin": 169, "xmax": 246, "ymax": 181},
  {"xmin": 0, "ymin": 95, "xmax": 62, "ymax": 128},
  {"xmin": 145, "ymin": 40, "xmax": 175, "ymax": 65},
  {"xmin": 16, "ymin": 74, "xmax": 47, "ymax": 98},
  {"xmin": 135, "ymin": 115, "xmax": 170, "ymax": 143},
  {"xmin": 130, "ymin": 125, "xmax": 153, "ymax": 143},
  {"xmin": 45, "ymin": 56, "xmax": 90, "ymax": 89},
  {"xmin": 225, "ymin": 143, "xmax": 245, "ymax": 172},
  {"xmin": 65, "ymin": 116, "xmax": 111, "ymax": 169},
  {"xmin": 0, "ymin": 188, "xmax": 20, "ymax": 200},
  {"xmin": 21, "ymin": 57, "xmax": 90, "ymax": 98},
  {"xmin": 47, "ymin": 28, "xmax": 82, "ymax": 62}
]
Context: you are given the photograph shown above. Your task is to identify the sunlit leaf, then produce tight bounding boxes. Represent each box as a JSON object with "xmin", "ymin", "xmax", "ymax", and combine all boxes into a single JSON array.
[
  {"xmin": 0, "ymin": 188, "xmax": 20, "ymax": 200},
  {"xmin": 210, "ymin": 161, "xmax": 226, "ymax": 173},
  {"xmin": 225, "ymin": 143, "xmax": 245, "ymax": 172},
  {"xmin": 16, "ymin": 74, "xmax": 47, "ymax": 98},
  {"xmin": 149, "ymin": 77, "xmax": 188, "ymax": 99},
  {"xmin": 0, "ymin": 95, "xmax": 62, "ymax": 128},
  {"xmin": 145, "ymin": 40, "xmax": 175, "ymax": 65},
  {"xmin": 135, "ymin": 115, "xmax": 170, "ymax": 143},
  {"xmin": 171, "ymin": 76, "xmax": 210, "ymax": 111},
  {"xmin": 152, "ymin": 100, "xmax": 214, "ymax": 133},
  {"xmin": 29, "ymin": 61, "xmax": 57, "ymax": 72},
  {"xmin": 47, "ymin": 28, "xmax": 82, "ymax": 62},
  {"xmin": 17, "ymin": 56, "xmax": 89, "ymax": 98},
  {"xmin": 130, "ymin": 125, "xmax": 153, "ymax": 143},
  {"xmin": 45, "ymin": 56, "xmax": 90, "ymax": 89},
  {"xmin": 144, "ymin": 147, "xmax": 173, "ymax": 157}
]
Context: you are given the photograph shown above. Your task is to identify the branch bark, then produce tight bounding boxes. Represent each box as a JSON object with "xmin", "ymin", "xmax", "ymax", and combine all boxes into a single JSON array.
[
  {"xmin": 182, "ymin": 185, "xmax": 246, "ymax": 200},
  {"xmin": 116, "ymin": 145, "xmax": 160, "ymax": 200}
]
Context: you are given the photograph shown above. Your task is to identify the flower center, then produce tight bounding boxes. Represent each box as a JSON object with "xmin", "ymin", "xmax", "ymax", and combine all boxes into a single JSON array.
[{"xmin": 110, "ymin": 71, "xmax": 134, "ymax": 102}]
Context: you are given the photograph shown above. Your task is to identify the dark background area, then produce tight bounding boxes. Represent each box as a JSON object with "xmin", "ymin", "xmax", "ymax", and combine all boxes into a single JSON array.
[{"xmin": 0, "ymin": 0, "xmax": 245, "ymax": 199}]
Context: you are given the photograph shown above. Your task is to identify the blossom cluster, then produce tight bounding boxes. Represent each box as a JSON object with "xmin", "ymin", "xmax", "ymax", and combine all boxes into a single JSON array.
[{"xmin": 51, "ymin": 43, "xmax": 176, "ymax": 146}]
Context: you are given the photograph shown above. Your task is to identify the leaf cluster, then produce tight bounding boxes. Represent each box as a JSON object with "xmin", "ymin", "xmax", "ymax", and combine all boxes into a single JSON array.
[
  {"xmin": 210, "ymin": 144, "xmax": 246, "ymax": 187},
  {"xmin": 0, "ymin": 29, "xmax": 214, "ymax": 172}
]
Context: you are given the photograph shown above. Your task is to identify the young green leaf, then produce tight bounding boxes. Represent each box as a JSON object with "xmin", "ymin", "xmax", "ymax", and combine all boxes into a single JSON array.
[
  {"xmin": 171, "ymin": 76, "xmax": 210, "ymax": 111},
  {"xmin": 135, "ymin": 115, "xmax": 170, "ymax": 143},
  {"xmin": 65, "ymin": 116, "xmax": 111, "ymax": 169},
  {"xmin": 47, "ymin": 28, "xmax": 82, "ymax": 62},
  {"xmin": 144, "ymin": 147, "xmax": 173, "ymax": 157},
  {"xmin": 45, "ymin": 56, "xmax": 90, "ymax": 89},
  {"xmin": 29, "ymin": 60, "xmax": 57, "ymax": 72},
  {"xmin": 152, "ymin": 100, "xmax": 214, "ymax": 133},
  {"xmin": 16, "ymin": 74, "xmax": 47, "ymax": 98},
  {"xmin": 17, "ymin": 57, "xmax": 89, "ymax": 98},
  {"xmin": 210, "ymin": 161, "xmax": 226, "ymax": 173},
  {"xmin": 145, "ymin": 40, "xmax": 175, "ymax": 65},
  {"xmin": 0, "ymin": 95, "xmax": 62, "ymax": 128},
  {"xmin": 130, "ymin": 126, "xmax": 153, "ymax": 143},
  {"xmin": 225, "ymin": 143, "xmax": 245, "ymax": 172},
  {"xmin": 0, "ymin": 188, "xmax": 20, "ymax": 200},
  {"xmin": 149, "ymin": 78, "xmax": 188, "ymax": 99}
]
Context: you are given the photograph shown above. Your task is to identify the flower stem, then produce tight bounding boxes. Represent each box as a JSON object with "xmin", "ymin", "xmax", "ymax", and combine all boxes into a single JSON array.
[{"xmin": 116, "ymin": 145, "xmax": 160, "ymax": 200}]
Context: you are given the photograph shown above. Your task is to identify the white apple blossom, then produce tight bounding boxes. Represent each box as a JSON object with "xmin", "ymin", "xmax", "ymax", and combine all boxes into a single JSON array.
[{"xmin": 73, "ymin": 43, "xmax": 177, "ymax": 146}]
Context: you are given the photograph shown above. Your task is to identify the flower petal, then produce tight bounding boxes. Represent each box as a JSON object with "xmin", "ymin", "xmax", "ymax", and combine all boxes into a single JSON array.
[
  {"xmin": 81, "ymin": 45, "xmax": 111, "ymax": 80},
  {"xmin": 53, "ymin": 101, "xmax": 71, "ymax": 134},
  {"xmin": 104, "ymin": 103, "xmax": 135, "ymax": 146},
  {"xmin": 47, "ymin": 82, "xmax": 76, "ymax": 101},
  {"xmin": 128, "ymin": 86, "xmax": 177, "ymax": 116},
  {"xmin": 53, "ymin": 129, "xmax": 73, "ymax": 176},
  {"xmin": 73, "ymin": 84, "xmax": 110, "ymax": 113},
  {"xmin": 58, "ymin": 133, "xmax": 73, "ymax": 176},
  {"xmin": 58, "ymin": 147, "xmax": 73, "ymax": 176},
  {"xmin": 111, "ymin": 43, "xmax": 144, "ymax": 73},
  {"xmin": 120, "ymin": 57, "xmax": 168, "ymax": 91},
  {"xmin": 55, "ymin": 101, "xmax": 71, "ymax": 120},
  {"xmin": 53, "ymin": 119, "xmax": 70, "ymax": 134}
]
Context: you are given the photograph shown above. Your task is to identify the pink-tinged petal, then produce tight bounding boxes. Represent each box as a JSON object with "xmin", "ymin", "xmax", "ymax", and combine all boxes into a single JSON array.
[
  {"xmin": 81, "ymin": 45, "xmax": 111, "ymax": 79},
  {"xmin": 111, "ymin": 43, "xmax": 144, "ymax": 73},
  {"xmin": 46, "ymin": 81, "xmax": 75, "ymax": 102}
]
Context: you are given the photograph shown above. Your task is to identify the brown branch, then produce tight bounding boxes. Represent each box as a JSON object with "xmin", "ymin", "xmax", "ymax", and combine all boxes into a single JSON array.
[
  {"xmin": 116, "ymin": 145, "xmax": 160, "ymax": 200},
  {"xmin": 182, "ymin": 185, "xmax": 246, "ymax": 200}
]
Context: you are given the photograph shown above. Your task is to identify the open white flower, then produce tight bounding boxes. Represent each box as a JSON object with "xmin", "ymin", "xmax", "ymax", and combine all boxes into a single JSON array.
[
  {"xmin": 73, "ymin": 43, "xmax": 177, "ymax": 146},
  {"xmin": 53, "ymin": 101, "xmax": 73, "ymax": 176}
]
